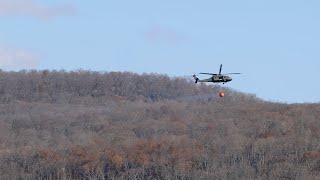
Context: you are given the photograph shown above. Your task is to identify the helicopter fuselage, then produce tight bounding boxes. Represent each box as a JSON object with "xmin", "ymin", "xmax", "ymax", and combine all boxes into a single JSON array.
[{"xmin": 197, "ymin": 75, "xmax": 232, "ymax": 83}]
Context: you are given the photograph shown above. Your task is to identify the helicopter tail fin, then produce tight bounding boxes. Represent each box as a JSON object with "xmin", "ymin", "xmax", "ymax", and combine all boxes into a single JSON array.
[{"xmin": 193, "ymin": 74, "xmax": 199, "ymax": 83}]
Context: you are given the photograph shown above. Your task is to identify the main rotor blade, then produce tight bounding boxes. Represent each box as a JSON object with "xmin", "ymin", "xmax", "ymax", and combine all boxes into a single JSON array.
[
  {"xmin": 222, "ymin": 73, "xmax": 241, "ymax": 75},
  {"xmin": 199, "ymin": 73, "xmax": 218, "ymax": 75},
  {"xmin": 219, "ymin": 64, "xmax": 222, "ymax": 75}
]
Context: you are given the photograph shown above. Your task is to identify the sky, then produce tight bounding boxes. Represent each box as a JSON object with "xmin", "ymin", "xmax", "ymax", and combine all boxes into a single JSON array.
[{"xmin": 0, "ymin": 0, "xmax": 319, "ymax": 103}]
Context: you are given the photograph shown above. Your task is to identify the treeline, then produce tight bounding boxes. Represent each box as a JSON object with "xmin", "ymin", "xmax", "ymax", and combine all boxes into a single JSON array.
[
  {"xmin": 0, "ymin": 70, "xmax": 202, "ymax": 103},
  {"xmin": 0, "ymin": 70, "xmax": 258, "ymax": 104},
  {"xmin": 0, "ymin": 70, "xmax": 319, "ymax": 179}
]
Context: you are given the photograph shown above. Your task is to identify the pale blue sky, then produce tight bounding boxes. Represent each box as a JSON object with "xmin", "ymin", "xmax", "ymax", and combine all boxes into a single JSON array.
[{"xmin": 1, "ymin": 0, "xmax": 320, "ymax": 103}]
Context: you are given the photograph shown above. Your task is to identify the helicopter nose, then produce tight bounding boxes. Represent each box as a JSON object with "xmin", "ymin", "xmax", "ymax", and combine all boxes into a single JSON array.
[{"xmin": 228, "ymin": 77, "xmax": 232, "ymax": 81}]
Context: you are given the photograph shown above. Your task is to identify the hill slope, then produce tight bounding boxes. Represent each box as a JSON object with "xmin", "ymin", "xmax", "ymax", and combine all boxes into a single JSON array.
[{"xmin": 0, "ymin": 70, "xmax": 319, "ymax": 179}]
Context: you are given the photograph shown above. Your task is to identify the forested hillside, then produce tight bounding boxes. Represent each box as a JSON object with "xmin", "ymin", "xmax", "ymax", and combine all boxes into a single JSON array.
[{"xmin": 0, "ymin": 70, "xmax": 319, "ymax": 179}]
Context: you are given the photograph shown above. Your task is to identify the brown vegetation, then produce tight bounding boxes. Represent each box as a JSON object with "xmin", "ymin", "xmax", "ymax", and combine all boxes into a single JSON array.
[{"xmin": 0, "ymin": 70, "xmax": 319, "ymax": 179}]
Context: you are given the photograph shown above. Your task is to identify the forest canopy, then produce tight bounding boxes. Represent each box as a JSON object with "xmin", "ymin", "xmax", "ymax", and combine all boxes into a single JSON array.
[
  {"xmin": 0, "ymin": 69, "xmax": 258, "ymax": 103},
  {"xmin": 0, "ymin": 70, "xmax": 319, "ymax": 179}
]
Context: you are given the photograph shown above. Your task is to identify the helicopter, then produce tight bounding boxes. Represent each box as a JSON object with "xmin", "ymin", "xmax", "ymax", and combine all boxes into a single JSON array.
[{"xmin": 193, "ymin": 64, "xmax": 241, "ymax": 84}]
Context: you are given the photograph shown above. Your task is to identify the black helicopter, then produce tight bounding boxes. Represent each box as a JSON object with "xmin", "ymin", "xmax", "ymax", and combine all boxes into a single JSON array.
[{"xmin": 193, "ymin": 64, "xmax": 241, "ymax": 84}]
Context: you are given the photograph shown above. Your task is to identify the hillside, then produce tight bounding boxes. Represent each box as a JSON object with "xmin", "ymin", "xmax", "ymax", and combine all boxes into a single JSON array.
[{"xmin": 0, "ymin": 70, "xmax": 319, "ymax": 179}]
